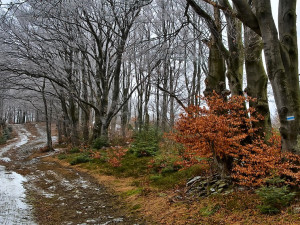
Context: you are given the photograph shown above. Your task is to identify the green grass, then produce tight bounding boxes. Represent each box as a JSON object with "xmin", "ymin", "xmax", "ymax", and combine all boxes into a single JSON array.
[
  {"xmin": 122, "ymin": 188, "xmax": 143, "ymax": 197},
  {"xmin": 199, "ymin": 204, "xmax": 221, "ymax": 217},
  {"xmin": 131, "ymin": 204, "xmax": 141, "ymax": 211},
  {"xmin": 57, "ymin": 148, "xmax": 206, "ymax": 190},
  {"xmin": 149, "ymin": 164, "xmax": 205, "ymax": 189},
  {"xmin": 69, "ymin": 147, "xmax": 80, "ymax": 154},
  {"xmin": 57, "ymin": 152, "xmax": 91, "ymax": 165},
  {"xmin": 70, "ymin": 154, "xmax": 90, "ymax": 165}
]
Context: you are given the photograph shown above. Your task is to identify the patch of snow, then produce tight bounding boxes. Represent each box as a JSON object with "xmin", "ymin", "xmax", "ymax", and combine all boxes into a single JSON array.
[
  {"xmin": 15, "ymin": 128, "xmax": 31, "ymax": 148},
  {"xmin": 0, "ymin": 157, "xmax": 11, "ymax": 162},
  {"xmin": 0, "ymin": 165, "xmax": 36, "ymax": 224},
  {"xmin": 52, "ymin": 136, "xmax": 58, "ymax": 143}
]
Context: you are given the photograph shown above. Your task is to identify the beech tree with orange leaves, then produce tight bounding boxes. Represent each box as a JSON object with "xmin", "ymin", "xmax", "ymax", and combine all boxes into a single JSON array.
[
  {"xmin": 172, "ymin": 93, "xmax": 300, "ymax": 186},
  {"xmin": 172, "ymin": 93, "xmax": 260, "ymax": 178}
]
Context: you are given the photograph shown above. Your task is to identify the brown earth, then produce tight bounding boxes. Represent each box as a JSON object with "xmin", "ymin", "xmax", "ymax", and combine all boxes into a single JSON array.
[
  {"xmin": 1, "ymin": 123, "xmax": 299, "ymax": 225},
  {"xmin": 1, "ymin": 123, "xmax": 145, "ymax": 225}
]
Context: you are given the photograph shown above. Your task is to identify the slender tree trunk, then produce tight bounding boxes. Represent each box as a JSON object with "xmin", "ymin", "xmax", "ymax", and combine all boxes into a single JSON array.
[
  {"xmin": 156, "ymin": 77, "xmax": 160, "ymax": 129},
  {"xmin": 121, "ymin": 87, "xmax": 129, "ymax": 138},
  {"xmin": 42, "ymin": 79, "xmax": 53, "ymax": 151},
  {"xmin": 121, "ymin": 61, "xmax": 130, "ymax": 138},
  {"xmin": 169, "ymin": 66, "xmax": 175, "ymax": 128},
  {"xmin": 56, "ymin": 118, "xmax": 63, "ymax": 144},
  {"xmin": 161, "ymin": 61, "xmax": 169, "ymax": 131}
]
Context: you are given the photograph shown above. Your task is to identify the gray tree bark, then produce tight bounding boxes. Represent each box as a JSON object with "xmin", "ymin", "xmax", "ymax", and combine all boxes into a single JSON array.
[
  {"xmin": 252, "ymin": 0, "xmax": 300, "ymax": 154},
  {"xmin": 244, "ymin": 25, "xmax": 271, "ymax": 136}
]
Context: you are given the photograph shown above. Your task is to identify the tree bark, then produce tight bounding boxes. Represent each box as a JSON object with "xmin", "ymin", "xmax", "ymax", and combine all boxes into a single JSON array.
[
  {"xmin": 203, "ymin": 8, "xmax": 226, "ymax": 97},
  {"xmin": 42, "ymin": 79, "xmax": 53, "ymax": 151},
  {"xmin": 244, "ymin": 25, "xmax": 271, "ymax": 136},
  {"xmin": 220, "ymin": 0, "xmax": 244, "ymax": 96},
  {"xmin": 253, "ymin": 0, "xmax": 299, "ymax": 154}
]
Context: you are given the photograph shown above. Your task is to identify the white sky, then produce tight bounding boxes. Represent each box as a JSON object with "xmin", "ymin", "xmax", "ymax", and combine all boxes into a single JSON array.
[{"xmin": 271, "ymin": 0, "xmax": 300, "ymax": 46}]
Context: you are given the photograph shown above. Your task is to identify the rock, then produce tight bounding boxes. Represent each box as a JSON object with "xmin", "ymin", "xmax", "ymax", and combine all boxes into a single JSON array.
[
  {"xmin": 292, "ymin": 207, "xmax": 300, "ymax": 214},
  {"xmin": 186, "ymin": 176, "xmax": 202, "ymax": 187},
  {"xmin": 186, "ymin": 174, "xmax": 232, "ymax": 197},
  {"xmin": 218, "ymin": 182, "xmax": 227, "ymax": 188},
  {"xmin": 224, "ymin": 189, "xmax": 233, "ymax": 195}
]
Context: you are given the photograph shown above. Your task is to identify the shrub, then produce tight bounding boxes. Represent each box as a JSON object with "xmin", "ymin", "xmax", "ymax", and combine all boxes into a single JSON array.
[
  {"xmin": 170, "ymin": 93, "xmax": 300, "ymax": 186},
  {"xmin": 70, "ymin": 154, "xmax": 90, "ymax": 165},
  {"xmin": 170, "ymin": 93, "xmax": 260, "ymax": 175},
  {"xmin": 107, "ymin": 146, "xmax": 128, "ymax": 167},
  {"xmin": 130, "ymin": 127, "xmax": 161, "ymax": 157},
  {"xmin": 149, "ymin": 155, "xmax": 182, "ymax": 174},
  {"xmin": 232, "ymin": 134, "xmax": 300, "ymax": 187},
  {"xmin": 0, "ymin": 136, "xmax": 6, "ymax": 145},
  {"xmin": 0, "ymin": 126, "xmax": 12, "ymax": 145},
  {"xmin": 69, "ymin": 147, "xmax": 80, "ymax": 153},
  {"xmin": 58, "ymin": 154, "xmax": 67, "ymax": 160},
  {"xmin": 256, "ymin": 178, "xmax": 296, "ymax": 214},
  {"xmin": 92, "ymin": 137, "xmax": 109, "ymax": 149}
]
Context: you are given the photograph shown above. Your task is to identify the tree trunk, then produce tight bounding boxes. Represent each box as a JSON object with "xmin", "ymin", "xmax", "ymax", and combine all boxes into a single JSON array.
[
  {"xmin": 253, "ymin": 0, "xmax": 299, "ymax": 154},
  {"xmin": 81, "ymin": 55, "xmax": 90, "ymax": 143},
  {"xmin": 121, "ymin": 87, "xmax": 129, "ymax": 138},
  {"xmin": 68, "ymin": 96, "xmax": 79, "ymax": 146},
  {"xmin": 56, "ymin": 118, "xmax": 63, "ymax": 144},
  {"xmin": 42, "ymin": 80, "xmax": 53, "ymax": 151},
  {"xmin": 222, "ymin": 3, "xmax": 244, "ymax": 96},
  {"xmin": 204, "ymin": 41, "xmax": 226, "ymax": 96},
  {"xmin": 203, "ymin": 8, "xmax": 226, "ymax": 97},
  {"xmin": 244, "ymin": 25, "xmax": 271, "ymax": 136}
]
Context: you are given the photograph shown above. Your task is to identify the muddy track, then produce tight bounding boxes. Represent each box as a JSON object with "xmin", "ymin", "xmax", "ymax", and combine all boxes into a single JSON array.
[{"xmin": 1, "ymin": 124, "xmax": 145, "ymax": 225}]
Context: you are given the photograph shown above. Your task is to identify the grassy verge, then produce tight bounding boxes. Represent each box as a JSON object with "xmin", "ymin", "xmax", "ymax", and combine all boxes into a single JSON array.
[
  {"xmin": 52, "ymin": 145, "xmax": 300, "ymax": 225},
  {"xmin": 56, "ymin": 147, "xmax": 204, "ymax": 190}
]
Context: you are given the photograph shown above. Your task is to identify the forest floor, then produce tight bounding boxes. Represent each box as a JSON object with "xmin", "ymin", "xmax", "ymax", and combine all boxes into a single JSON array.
[
  {"xmin": 49, "ymin": 159, "xmax": 300, "ymax": 225},
  {"xmin": 0, "ymin": 123, "xmax": 144, "ymax": 225},
  {"xmin": 0, "ymin": 123, "xmax": 299, "ymax": 224}
]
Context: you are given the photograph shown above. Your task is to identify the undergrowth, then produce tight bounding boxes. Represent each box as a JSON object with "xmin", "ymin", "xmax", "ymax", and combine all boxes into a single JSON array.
[
  {"xmin": 55, "ymin": 136, "xmax": 299, "ymax": 219},
  {"xmin": 57, "ymin": 139, "xmax": 204, "ymax": 190},
  {"xmin": 0, "ymin": 126, "xmax": 12, "ymax": 145}
]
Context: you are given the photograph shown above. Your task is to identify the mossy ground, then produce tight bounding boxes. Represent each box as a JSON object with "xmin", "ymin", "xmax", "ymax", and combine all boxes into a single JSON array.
[
  {"xmin": 57, "ymin": 148, "xmax": 205, "ymax": 190},
  {"xmin": 54, "ymin": 146, "xmax": 300, "ymax": 225}
]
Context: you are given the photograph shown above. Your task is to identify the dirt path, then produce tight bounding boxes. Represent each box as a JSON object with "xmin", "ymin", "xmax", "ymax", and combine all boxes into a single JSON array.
[{"xmin": 0, "ymin": 124, "xmax": 144, "ymax": 225}]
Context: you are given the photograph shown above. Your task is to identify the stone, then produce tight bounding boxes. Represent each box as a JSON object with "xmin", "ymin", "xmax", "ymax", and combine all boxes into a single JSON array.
[
  {"xmin": 218, "ymin": 182, "xmax": 227, "ymax": 188},
  {"xmin": 186, "ymin": 176, "xmax": 202, "ymax": 187},
  {"xmin": 217, "ymin": 188, "xmax": 223, "ymax": 193},
  {"xmin": 292, "ymin": 207, "xmax": 300, "ymax": 214}
]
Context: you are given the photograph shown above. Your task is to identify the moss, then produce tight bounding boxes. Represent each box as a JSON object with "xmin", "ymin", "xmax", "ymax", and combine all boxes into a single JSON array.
[
  {"xmin": 131, "ymin": 204, "xmax": 141, "ymax": 211},
  {"xmin": 69, "ymin": 154, "xmax": 90, "ymax": 165},
  {"xmin": 122, "ymin": 188, "xmax": 142, "ymax": 197},
  {"xmin": 69, "ymin": 147, "xmax": 80, "ymax": 154},
  {"xmin": 57, "ymin": 145, "xmax": 205, "ymax": 190},
  {"xmin": 149, "ymin": 164, "xmax": 205, "ymax": 189},
  {"xmin": 106, "ymin": 153, "xmax": 151, "ymax": 178},
  {"xmin": 58, "ymin": 154, "xmax": 67, "ymax": 160},
  {"xmin": 199, "ymin": 204, "xmax": 221, "ymax": 217},
  {"xmin": 92, "ymin": 137, "xmax": 109, "ymax": 149}
]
